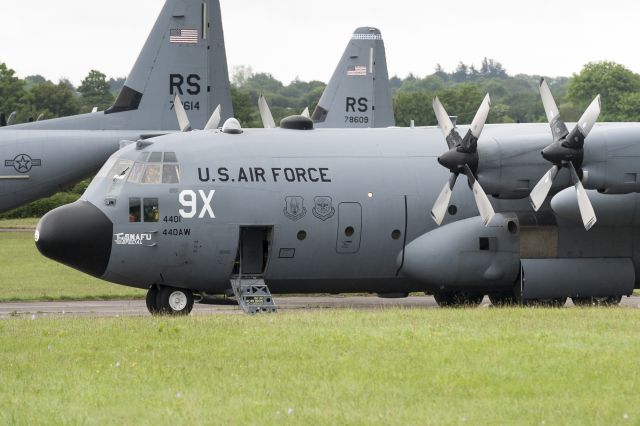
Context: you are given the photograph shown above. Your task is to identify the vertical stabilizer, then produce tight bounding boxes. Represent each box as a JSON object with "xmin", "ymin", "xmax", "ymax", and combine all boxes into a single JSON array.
[
  {"xmin": 312, "ymin": 27, "xmax": 395, "ymax": 128},
  {"xmin": 10, "ymin": 0, "xmax": 233, "ymax": 131},
  {"xmin": 106, "ymin": 0, "xmax": 233, "ymax": 129}
]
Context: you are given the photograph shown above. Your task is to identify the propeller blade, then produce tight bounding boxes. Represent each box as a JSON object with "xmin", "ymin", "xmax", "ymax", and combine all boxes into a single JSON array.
[
  {"xmin": 204, "ymin": 105, "xmax": 222, "ymax": 130},
  {"xmin": 91, "ymin": 107, "xmax": 98, "ymax": 113},
  {"xmin": 469, "ymin": 94, "xmax": 491, "ymax": 139},
  {"xmin": 576, "ymin": 95, "xmax": 601, "ymax": 138},
  {"xmin": 569, "ymin": 162, "xmax": 597, "ymax": 231},
  {"xmin": 539, "ymin": 78, "xmax": 568, "ymax": 142},
  {"xmin": 433, "ymin": 96, "xmax": 461, "ymax": 149},
  {"xmin": 460, "ymin": 93, "xmax": 491, "ymax": 152},
  {"xmin": 36, "ymin": 113, "xmax": 44, "ymax": 121},
  {"xmin": 7, "ymin": 112, "xmax": 16, "ymax": 126},
  {"xmin": 529, "ymin": 165, "xmax": 560, "ymax": 211},
  {"xmin": 173, "ymin": 95, "xmax": 192, "ymax": 132},
  {"xmin": 301, "ymin": 107, "xmax": 310, "ymax": 119},
  {"xmin": 464, "ymin": 165, "xmax": 495, "ymax": 226},
  {"xmin": 258, "ymin": 95, "xmax": 276, "ymax": 129},
  {"xmin": 431, "ymin": 173, "xmax": 458, "ymax": 225}
]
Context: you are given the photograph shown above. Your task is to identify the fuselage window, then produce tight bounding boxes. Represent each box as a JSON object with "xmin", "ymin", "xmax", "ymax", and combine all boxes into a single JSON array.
[
  {"xmin": 144, "ymin": 198, "xmax": 160, "ymax": 222},
  {"xmin": 141, "ymin": 165, "xmax": 162, "ymax": 184},
  {"xmin": 129, "ymin": 198, "xmax": 142, "ymax": 222}
]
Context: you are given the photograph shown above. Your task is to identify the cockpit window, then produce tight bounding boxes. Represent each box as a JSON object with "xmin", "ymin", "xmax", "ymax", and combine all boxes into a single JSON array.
[
  {"xmin": 148, "ymin": 152, "xmax": 163, "ymax": 163},
  {"xmin": 96, "ymin": 157, "xmax": 118, "ymax": 178},
  {"xmin": 162, "ymin": 165, "xmax": 180, "ymax": 184},
  {"xmin": 141, "ymin": 165, "xmax": 162, "ymax": 184},
  {"xmin": 129, "ymin": 198, "xmax": 141, "ymax": 222},
  {"xmin": 106, "ymin": 159, "xmax": 133, "ymax": 197},
  {"xmin": 127, "ymin": 152, "xmax": 180, "ymax": 184},
  {"xmin": 144, "ymin": 198, "xmax": 160, "ymax": 222}
]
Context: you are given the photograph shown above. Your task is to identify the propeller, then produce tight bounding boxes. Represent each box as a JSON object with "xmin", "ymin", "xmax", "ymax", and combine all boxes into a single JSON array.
[
  {"xmin": 6, "ymin": 111, "xmax": 16, "ymax": 126},
  {"xmin": 301, "ymin": 107, "xmax": 310, "ymax": 119},
  {"xmin": 529, "ymin": 78, "xmax": 601, "ymax": 230},
  {"xmin": 258, "ymin": 95, "xmax": 276, "ymax": 128},
  {"xmin": 173, "ymin": 95, "xmax": 192, "ymax": 132},
  {"xmin": 431, "ymin": 94, "xmax": 495, "ymax": 226},
  {"xmin": 204, "ymin": 105, "xmax": 222, "ymax": 130},
  {"xmin": 36, "ymin": 113, "xmax": 44, "ymax": 122},
  {"xmin": 173, "ymin": 94, "xmax": 222, "ymax": 133}
]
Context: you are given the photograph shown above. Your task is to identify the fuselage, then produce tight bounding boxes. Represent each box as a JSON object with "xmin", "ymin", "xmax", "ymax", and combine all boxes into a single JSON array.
[{"xmin": 35, "ymin": 123, "xmax": 640, "ymax": 297}]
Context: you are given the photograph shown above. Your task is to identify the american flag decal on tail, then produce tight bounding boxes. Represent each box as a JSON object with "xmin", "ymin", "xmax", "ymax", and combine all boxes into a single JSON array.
[{"xmin": 170, "ymin": 29, "xmax": 199, "ymax": 44}]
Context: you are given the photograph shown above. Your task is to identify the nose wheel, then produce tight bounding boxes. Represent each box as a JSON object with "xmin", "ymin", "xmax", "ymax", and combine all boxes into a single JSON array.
[{"xmin": 146, "ymin": 285, "xmax": 194, "ymax": 316}]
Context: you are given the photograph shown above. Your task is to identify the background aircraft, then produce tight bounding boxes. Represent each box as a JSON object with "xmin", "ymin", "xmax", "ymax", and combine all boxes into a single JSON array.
[
  {"xmin": 258, "ymin": 26, "xmax": 395, "ymax": 129},
  {"xmin": 312, "ymin": 27, "xmax": 394, "ymax": 128},
  {"xmin": 35, "ymin": 77, "xmax": 640, "ymax": 314},
  {"xmin": 0, "ymin": 0, "xmax": 232, "ymax": 212}
]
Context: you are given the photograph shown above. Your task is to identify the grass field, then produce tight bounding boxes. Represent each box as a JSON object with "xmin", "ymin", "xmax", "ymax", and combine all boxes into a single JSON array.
[
  {"xmin": 0, "ymin": 231, "xmax": 144, "ymax": 302},
  {"xmin": 1, "ymin": 308, "xmax": 639, "ymax": 425},
  {"xmin": 0, "ymin": 217, "xmax": 39, "ymax": 229}
]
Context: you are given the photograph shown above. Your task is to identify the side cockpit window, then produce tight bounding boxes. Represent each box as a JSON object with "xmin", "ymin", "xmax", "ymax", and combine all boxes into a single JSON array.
[
  {"xmin": 129, "ymin": 198, "xmax": 159, "ymax": 223},
  {"xmin": 128, "ymin": 152, "xmax": 180, "ymax": 184},
  {"xmin": 129, "ymin": 198, "xmax": 141, "ymax": 222}
]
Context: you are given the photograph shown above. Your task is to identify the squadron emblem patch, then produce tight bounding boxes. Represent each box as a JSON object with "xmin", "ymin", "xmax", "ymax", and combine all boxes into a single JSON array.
[
  {"xmin": 312, "ymin": 196, "xmax": 335, "ymax": 221},
  {"xmin": 283, "ymin": 196, "xmax": 307, "ymax": 221}
]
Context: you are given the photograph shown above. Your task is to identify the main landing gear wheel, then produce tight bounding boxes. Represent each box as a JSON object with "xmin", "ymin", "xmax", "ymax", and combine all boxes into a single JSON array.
[
  {"xmin": 146, "ymin": 285, "xmax": 160, "ymax": 315},
  {"xmin": 434, "ymin": 292, "xmax": 484, "ymax": 308},
  {"xmin": 572, "ymin": 296, "xmax": 622, "ymax": 307},
  {"xmin": 148, "ymin": 286, "xmax": 194, "ymax": 316}
]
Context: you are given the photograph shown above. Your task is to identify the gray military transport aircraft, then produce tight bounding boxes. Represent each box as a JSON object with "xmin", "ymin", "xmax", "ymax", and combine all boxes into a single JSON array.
[
  {"xmin": 35, "ymin": 76, "xmax": 640, "ymax": 315},
  {"xmin": 0, "ymin": 0, "xmax": 232, "ymax": 212}
]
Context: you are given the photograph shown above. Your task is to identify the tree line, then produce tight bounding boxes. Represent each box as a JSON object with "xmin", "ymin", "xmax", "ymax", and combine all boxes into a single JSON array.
[{"xmin": 2, "ymin": 59, "xmax": 640, "ymax": 217}]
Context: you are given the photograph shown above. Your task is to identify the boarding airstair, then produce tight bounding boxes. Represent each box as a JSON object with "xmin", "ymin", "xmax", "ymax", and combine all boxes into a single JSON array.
[{"xmin": 230, "ymin": 277, "xmax": 278, "ymax": 314}]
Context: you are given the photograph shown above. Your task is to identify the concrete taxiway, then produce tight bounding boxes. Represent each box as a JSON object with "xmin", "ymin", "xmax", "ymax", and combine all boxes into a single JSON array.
[{"xmin": 1, "ymin": 296, "xmax": 639, "ymax": 318}]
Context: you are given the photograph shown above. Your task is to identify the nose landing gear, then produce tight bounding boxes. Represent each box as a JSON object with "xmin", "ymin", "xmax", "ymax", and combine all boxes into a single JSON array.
[{"xmin": 146, "ymin": 285, "xmax": 194, "ymax": 316}]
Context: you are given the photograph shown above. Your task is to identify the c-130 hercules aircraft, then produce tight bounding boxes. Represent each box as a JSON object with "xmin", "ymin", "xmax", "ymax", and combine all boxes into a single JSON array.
[{"xmin": 36, "ymin": 76, "xmax": 640, "ymax": 315}]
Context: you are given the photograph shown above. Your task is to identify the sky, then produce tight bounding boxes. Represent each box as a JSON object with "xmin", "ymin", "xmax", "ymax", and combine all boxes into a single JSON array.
[{"xmin": 1, "ymin": 0, "xmax": 640, "ymax": 86}]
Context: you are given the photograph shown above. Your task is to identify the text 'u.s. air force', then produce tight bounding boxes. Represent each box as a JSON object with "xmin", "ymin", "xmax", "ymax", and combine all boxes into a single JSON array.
[{"xmin": 197, "ymin": 167, "xmax": 332, "ymax": 183}]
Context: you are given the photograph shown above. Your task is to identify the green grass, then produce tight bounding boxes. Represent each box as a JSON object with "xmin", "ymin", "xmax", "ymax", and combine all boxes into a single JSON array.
[
  {"xmin": 0, "ymin": 217, "xmax": 39, "ymax": 229},
  {"xmin": 0, "ymin": 232, "xmax": 144, "ymax": 302},
  {"xmin": 1, "ymin": 309, "xmax": 639, "ymax": 425}
]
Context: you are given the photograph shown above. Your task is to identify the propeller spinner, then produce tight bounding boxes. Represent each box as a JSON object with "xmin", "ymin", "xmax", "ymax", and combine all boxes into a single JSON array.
[
  {"xmin": 529, "ymin": 78, "xmax": 601, "ymax": 230},
  {"xmin": 431, "ymin": 94, "xmax": 495, "ymax": 226}
]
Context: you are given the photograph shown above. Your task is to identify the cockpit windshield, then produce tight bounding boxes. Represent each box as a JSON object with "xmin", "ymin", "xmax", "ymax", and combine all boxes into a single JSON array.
[{"xmin": 127, "ymin": 152, "xmax": 180, "ymax": 185}]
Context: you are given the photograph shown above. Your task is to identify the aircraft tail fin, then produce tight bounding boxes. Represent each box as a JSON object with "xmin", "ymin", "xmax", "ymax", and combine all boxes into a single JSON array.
[
  {"xmin": 312, "ymin": 27, "xmax": 395, "ymax": 128},
  {"xmin": 12, "ymin": 0, "xmax": 233, "ymax": 131},
  {"xmin": 105, "ymin": 0, "xmax": 233, "ymax": 129}
]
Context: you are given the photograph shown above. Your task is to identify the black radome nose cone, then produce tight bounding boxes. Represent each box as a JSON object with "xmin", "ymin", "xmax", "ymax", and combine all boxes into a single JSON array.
[{"xmin": 36, "ymin": 201, "xmax": 113, "ymax": 278}]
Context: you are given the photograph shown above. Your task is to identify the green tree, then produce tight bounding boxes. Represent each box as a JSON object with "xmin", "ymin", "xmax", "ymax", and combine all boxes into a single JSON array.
[
  {"xmin": 0, "ymin": 63, "xmax": 26, "ymax": 117},
  {"xmin": 567, "ymin": 62, "xmax": 640, "ymax": 121},
  {"xmin": 21, "ymin": 81, "xmax": 80, "ymax": 120},
  {"xmin": 78, "ymin": 70, "xmax": 114, "ymax": 112}
]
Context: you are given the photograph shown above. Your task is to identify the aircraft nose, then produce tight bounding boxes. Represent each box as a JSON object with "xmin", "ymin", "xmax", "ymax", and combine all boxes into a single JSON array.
[{"xmin": 36, "ymin": 201, "xmax": 113, "ymax": 278}]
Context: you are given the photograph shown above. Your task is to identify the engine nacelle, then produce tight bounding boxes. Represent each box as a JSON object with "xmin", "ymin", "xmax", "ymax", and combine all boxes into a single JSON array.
[
  {"xmin": 551, "ymin": 187, "xmax": 640, "ymax": 227},
  {"xmin": 401, "ymin": 213, "xmax": 521, "ymax": 292}
]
